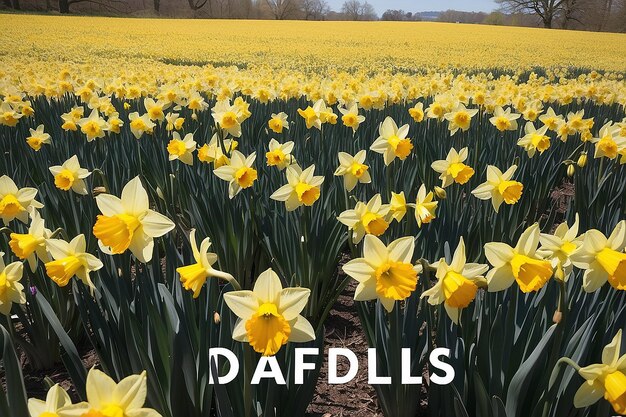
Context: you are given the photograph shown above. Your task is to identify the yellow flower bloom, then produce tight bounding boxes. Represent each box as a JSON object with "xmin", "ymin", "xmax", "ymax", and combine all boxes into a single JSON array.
[
  {"xmin": 49, "ymin": 155, "xmax": 91, "ymax": 195},
  {"xmin": 389, "ymin": 191, "xmax": 407, "ymax": 222},
  {"xmin": 0, "ymin": 175, "xmax": 44, "ymax": 225},
  {"xmin": 177, "ymin": 229, "xmax": 235, "ymax": 298},
  {"xmin": 444, "ymin": 103, "xmax": 478, "ymax": 135},
  {"xmin": 592, "ymin": 122, "xmax": 626, "ymax": 160},
  {"xmin": 370, "ymin": 116, "xmax": 413, "ymax": 166},
  {"xmin": 212, "ymin": 99, "xmax": 243, "ymax": 137},
  {"xmin": 167, "ymin": 132, "xmax": 196, "ymax": 165},
  {"xmin": 165, "ymin": 112, "xmax": 184, "ymax": 131},
  {"xmin": 128, "ymin": 112, "xmax": 156, "ymax": 139},
  {"xmin": 537, "ymin": 214, "xmax": 583, "ymax": 281},
  {"xmin": 343, "ymin": 235, "xmax": 422, "ymax": 312},
  {"xmin": 571, "ymin": 220, "xmax": 626, "ymax": 292},
  {"xmin": 338, "ymin": 102, "xmax": 365, "ymax": 133},
  {"xmin": 409, "ymin": 184, "xmax": 438, "ymax": 227},
  {"xmin": 213, "ymin": 150, "xmax": 258, "ymax": 198},
  {"xmin": 408, "ymin": 102, "xmax": 424, "ymax": 122},
  {"xmin": 431, "ymin": 147, "xmax": 475, "ymax": 188},
  {"xmin": 270, "ymin": 164, "xmax": 324, "ymax": 211},
  {"xmin": 45, "ymin": 234, "xmax": 103, "ymax": 289},
  {"xmin": 338, "ymin": 194, "xmax": 390, "ymax": 244},
  {"xmin": 9, "ymin": 210, "xmax": 51, "ymax": 272},
  {"xmin": 571, "ymin": 330, "xmax": 626, "ymax": 415},
  {"xmin": 517, "ymin": 122, "xmax": 551, "ymax": 157},
  {"xmin": 333, "ymin": 150, "xmax": 371, "ymax": 192},
  {"xmin": 297, "ymin": 101, "xmax": 322, "ymax": 130},
  {"xmin": 268, "ymin": 112, "xmax": 289, "ymax": 133},
  {"xmin": 144, "ymin": 97, "xmax": 169, "ymax": 122},
  {"xmin": 106, "ymin": 112, "xmax": 124, "ymax": 134},
  {"xmin": 489, "ymin": 106, "xmax": 520, "ymax": 132},
  {"xmin": 28, "ymin": 384, "xmax": 72, "ymax": 417},
  {"xmin": 77, "ymin": 109, "xmax": 107, "ymax": 141},
  {"xmin": 421, "ymin": 238, "xmax": 488, "ymax": 323},
  {"xmin": 538, "ymin": 107, "xmax": 563, "ymax": 131},
  {"xmin": 93, "ymin": 176, "xmax": 175, "ymax": 263},
  {"xmin": 266, "ymin": 139, "xmax": 296, "ymax": 170},
  {"xmin": 484, "ymin": 223, "xmax": 553, "ymax": 293},
  {"xmin": 0, "ymin": 252, "xmax": 26, "ymax": 315},
  {"xmin": 223, "ymin": 268, "xmax": 315, "ymax": 356},
  {"xmin": 57, "ymin": 368, "xmax": 162, "ymax": 417},
  {"xmin": 197, "ymin": 134, "xmax": 237, "ymax": 168},
  {"xmin": 26, "ymin": 124, "xmax": 52, "ymax": 151},
  {"xmin": 0, "ymin": 102, "xmax": 23, "ymax": 127},
  {"xmin": 471, "ymin": 165, "xmax": 523, "ymax": 212}
]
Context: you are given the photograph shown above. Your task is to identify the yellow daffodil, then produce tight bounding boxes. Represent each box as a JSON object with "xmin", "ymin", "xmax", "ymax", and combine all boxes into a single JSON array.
[
  {"xmin": 266, "ymin": 139, "xmax": 296, "ymax": 170},
  {"xmin": 57, "ymin": 368, "xmax": 162, "ymax": 417},
  {"xmin": 444, "ymin": 103, "xmax": 478, "ymax": 135},
  {"xmin": 570, "ymin": 220, "xmax": 626, "ymax": 292},
  {"xmin": 484, "ymin": 223, "xmax": 553, "ymax": 293},
  {"xmin": 592, "ymin": 122, "xmax": 626, "ymax": 160},
  {"xmin": 212, "ymin": 99, "xmax": 242, "ymax": 137},
  {"xmin": 177, "ymin": 229, "xmax": 235, "ymax": 298},
  {"xmin": 539, "ymin": 107, "xmax": 563, "ymax": 131},
  {"xmin": 197, "ymin": 134, "xmax": 237, "ymax": 168},
  {"xmin": 337, "ymin": 194, "xmax": 390, "ymax": 244},
  {"xmin": 77, "ymin": 109, "xmax": 107, "ymax": 141},
  {"xmin": 297, "ymin": 101, "xmax": 322, "ymax": 130},
  {"xmin": 537, "ymin": 214, "xmax": 583, "ymax": 281},
  {"xmin": 49, "ymin": 155, "xmax": 91, "ymax": 194},
  {"xmin": 0, "ymin": 102, "xmax": 23, "ymax": 126},
  {"xmin": 9, "ymin": 210, "xmax": 51, "ymax": 272},
  {"xmin": 408, "ymin": 102, "xmax": 424, "ymax": 122},
  {"xmin": 431, "ymin": 147, "xmax": 475, "ymax": 188},
  {"xmin": 144, "ymin": 97, "xmax": 169, "ymax": 122},
  {"xmin": 370, "ymin": 116, "xmax": 413, "ymax": 165},
  {"xmin": 60, "ymin": 107, "xmax": 83, "ymax": 131},
  {"xmin": 165, "ymin": 112, "xmax": 185, "ymax": 131},
  {"xmin": 268, "ymin": 112, "xmax": 289, "ymax": 133},
  {"xmin": 167, "ymin": 132, "xmax": 196, "ymax": 165},
  {"xmin": 26, "ymin": 124, "xmax": 52, "ymax": 151},
  {"xmin": 489, "ymin": 106, "xmax": 520, "ymax": 132},
  {"xmin": 93, "ymin": 176, "xmax": 175, "ymax": 262},
  {"xmin": 567, "ymin": 109, "xmax": 592, "ymax": 133},
  {"xmin": 471, "ymin": 165, "xmax": 523, "ymax": 212},
  {"xmin": 318, "ymin": 100, "xmax": 338, "ymax": 125},
  {"xmin": 128, "ymin": 112, "xmax": 156, "ymax": 139},
  {"xmin": 106, "ymin": 112, "xmax": 124, "ymax": 134},
  {"xmin": 270, "ymin": 164, "xmax": 324, "ymax": 211},
  {"xmin": 409, "ymin": 184, "xmax": 438, "ymax": 227},
  {"xmin": 518, "ymin": 120, "xmax": 551, "ymax": 154},
  {"xmin": 223, "ymin": 268, "xmax": 315, "ymax": 356},
  {"xmin": 0, "ymin": 175, "xmax": 44, "ymax": 225},
  {"xmin": 338, "ymin": 102, "xmax": 365, "ymax": 133},
  {"xmin": 389, "ymin": 191, "xmax": 407, "ymax": 222},
  {"xmin": 28, "ymin": 384, "xmax": 72, "ymax": 417},
  {"xmin": 342, "ymin": 235, "xmax": 421, "ymax": 312},
  {"xmin": 0, "ymin": 252, "xmax": 25, "ymax": 315},
  {"xmin": 421, "ymin": 238, "xmax": 488, "ymax": 323},
  {"xmin": 213, "ymin": 150, "xmax": 258, "ymax": 198},
  {"xmin": 571, "ymin": 330, "xmax": 626, "ymax": 415},
  {"xmin": 45, "ymin": 234, "xmax": 103, "ymax": 289},
  {"xmin": 333, "ymin": 150, "xmax": 371, "ymax": 192}
]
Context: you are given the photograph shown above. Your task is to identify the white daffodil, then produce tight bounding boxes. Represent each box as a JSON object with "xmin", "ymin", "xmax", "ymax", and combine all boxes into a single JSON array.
[{"xmin": 334, "ymin": 150, "xmax": 371, "ymax": 192}]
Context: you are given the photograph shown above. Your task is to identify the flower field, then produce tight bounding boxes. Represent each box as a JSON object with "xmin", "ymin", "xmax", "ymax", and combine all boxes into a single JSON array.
[{"xmin": 1, "ymin": 13, "xmax": 626, "ymax": 417}]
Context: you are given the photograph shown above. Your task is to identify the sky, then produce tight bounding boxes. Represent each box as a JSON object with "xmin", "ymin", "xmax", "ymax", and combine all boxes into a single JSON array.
[{"xmin": 327, "ymin": 0, "xmax": 498, "ymax": 14}]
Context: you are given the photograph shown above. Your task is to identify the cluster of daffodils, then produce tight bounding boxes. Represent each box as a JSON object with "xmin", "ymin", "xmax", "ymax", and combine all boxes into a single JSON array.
[{"xmin": 28, "ymin": 368, "xmax": 163, "ymax": 417}]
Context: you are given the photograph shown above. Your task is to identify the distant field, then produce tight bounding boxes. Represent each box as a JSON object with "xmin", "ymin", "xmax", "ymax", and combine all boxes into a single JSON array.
[{"xmin": 1, "ymin": 14, "xmax": 626, "ymax": 75}]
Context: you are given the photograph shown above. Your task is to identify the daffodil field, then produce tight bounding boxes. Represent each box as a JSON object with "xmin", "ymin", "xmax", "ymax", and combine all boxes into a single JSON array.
[{"xmin": 1, "ymin": 13, "xmax": 626, "ymax": 417}]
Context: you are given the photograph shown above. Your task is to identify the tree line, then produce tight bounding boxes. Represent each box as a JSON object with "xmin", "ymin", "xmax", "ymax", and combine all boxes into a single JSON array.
[{"xmin": 2, "ymin": 0, "xmax": 625, "ymax": 31}]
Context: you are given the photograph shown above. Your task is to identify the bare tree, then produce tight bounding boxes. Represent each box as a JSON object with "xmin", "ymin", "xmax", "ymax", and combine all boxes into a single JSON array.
[
  {"xmin": 495, "ymin": 0, "xmax": 567, "ymax": 27},
  {"xmin": 265, "ymin": 0, "xmax": 300, "ymax": 19},
  {"xmin": 341, "ymin": 0, "xmax": 376, "ymax": 20},
  {"xmin": 302, "ymin": 0, "xmax": 329, "ymax": 19},
  {"xmin": 188, "ymin": 0, "xmax": 208, "ymax": 10},
  {"xmin": 560, "ymin": 0, "xmax": 585, "ymax": 27},
  {"xmin": 58, "ymin": 0, "xmax": 126, "ymax": 13}
]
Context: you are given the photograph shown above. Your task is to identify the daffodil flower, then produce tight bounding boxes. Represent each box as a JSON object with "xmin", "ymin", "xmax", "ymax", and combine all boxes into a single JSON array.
[
  {"xmin": 539, "ymin": 107, "xmax": 563, "ymax": 131},
  {"xmin": 266, "ymin": 139, "xmax": 296, "ymax": 170},
  {"xmin": 343, "ymin": 235, "xmax": 421, "ymax": 312},
  {"xmin": 49, "ymin": 155, "xmax": 91, "ymax": 195},
  {"xmin": 144, "ymin": 97, "xmax": 169, "ymax": 122},
  {"xmin": 431, "ymin": 147, "xmax": 475, "ymax": 188},
  {"xmin": 444, "ymin": 103, "xmax": 478, "ymax": 135},
  {"xmin": 0, "ymin": 102, "xmax": 23, "ymax": 126},
  {"xmin": 165, "ymin": 112, "xmax": 185, "ymax": 131},
  {"xmin": 592, "ymin": 121, "xmax": 625, "ymax": 160},
  {"xmin": 92, "ymin": 176, "xmax": 175, "ymax": 263},
  {"xmin": 389, "ymin": 191, "xmax": 407, "ymax": 222},
  {"xmin": 212, "ymin": 99, "xmax": 242, "ymax": 137},
  {"xmin": 408, "ymin": 184, "xmax": 438, "ymax": 227},
  {"xmin": 297, "ymin": 101, "xmax": 322, "ymax": 130},
  {"xmin": 471, "ymin": 165, "xmax": 523, "ymax": 212},
  {"xmin": 213, "ymin": 150, "xmax": 258, "ymax": 199},
  {"xmin": 9, "ymin": 210, "xmax": 51, "ymax": 272},
  {"xmin": 517, "ymin": 122, "xmax": 551, "ymax": 157},
  {"xmin": 0, "ymin": 175, "xmax": 44, "ymax": 225},
  {"xmin": 26, "ymin": 124, "xmax": 52, "ymax": 151},
  {"xmin": 78, "ymin": 109, "xmax": 107, "ymax": 141},
  {"xmin": 0, "ymin": 252, "xmax": 25, "ymax": 315},
  {"xmin": 28, "ymin": 384, "xmax": 72, "ymax": 417},
  {"xmin": 45, "ymin": 234, "xmax": 103, "ymax": 289},
  {"xmin": 338, "ymin": 194, "xmax": 390, "ymax": 244},
  {"xmin": 197, "ymin": 133, "xmax": 237, "ymax": 168},
  {"xmin": 489, "ymin": 106, "xmax": 520, "ymax": 132},
  {"xmin": 421, "ymin": 238, "xmax": 488, "ymax": 323},
  {"xmin": 338, "ymin": 102, "xmax": 365, "ymax": 133},
  {"xmin": 408, "ymin": 102, "xmax": 424, "ymax": 122},
  {"xmin": 570, "ymin": 330, "xmax": 626, "ymax": 415},
  {"xmin": 334, "ymin": 150, "xmax": 371, "ymax": 192},
  {"xmin": 167, "ymin": 132, "xmax": 196, "ymax": 165},
  {"xmin": 57, "ymin": 368, "xmax": 162, "ymax": 417},
  {"xmin": 128, "ymin": 112, "xmax": 156, "ymax": 139},
  {"xmin": 223, "ymin": 268, "xmax": 315, "ymax": 356},
  {"xmin": 484, "ymin": 223, "xmax": 553, "ymax": 293},
  {"xmin": 270, "ymin": 164, "xmax": 323, "ymax": 211},
  {"xmin": 106, "ymin": 112, "xmax": 124, "ymax": 134},
  {"xmin": 177, "ymin": 229, "xmax": 236, "ymax": 298},
  {"xmin": 370, "ymin": 116, "xmax": 413, "ymax": 165},
  {"xmin": 570, "ymin": 220, "xmax": 626, "ymax": 292},
  {"xmin": 268, "ymin": 112, "xmax": 289, "ymax": 133},
  {"xmin": 537, "ymin": 214, "xmax": 583, "ymax": 281}
]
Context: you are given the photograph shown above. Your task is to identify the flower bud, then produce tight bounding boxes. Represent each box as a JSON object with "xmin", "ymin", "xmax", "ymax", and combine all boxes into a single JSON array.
[
  {"xmin": 434, "ymin": 186, "xmax": 447, "ymax": 200},
  {"xmin": 577, "ymin": 152, "xmax": 587, "ymax": 168},
  {"xmin": 213, "ymin": 312, "xmax": 221, "ymax": 324},
  {"xmin": 553, "ymin": 310, "xmax": 562, "ymax": 324},
  {"xmin": 123, "ymin": 102, "xmax": 130, "ymax": 110},
  {"xmin": 567, "ymin": 164, "xmax": 575, "ymax": 177},
  {"xmin": 93, "ymin": 186, "xmax": 107, "ymax": 196}
]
